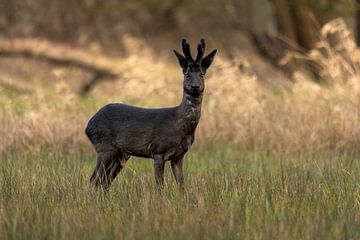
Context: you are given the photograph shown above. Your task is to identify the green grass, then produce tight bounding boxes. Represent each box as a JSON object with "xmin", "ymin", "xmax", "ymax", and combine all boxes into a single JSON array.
[{"xmin": 1, "ymin": 147, "xmax": 360, "ymax": 240}]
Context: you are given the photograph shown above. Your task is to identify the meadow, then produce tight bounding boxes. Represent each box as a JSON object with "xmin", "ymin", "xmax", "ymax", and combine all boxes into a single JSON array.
[
  {"xmin": 2, "ymin": 141, "xmax": 360, "ymax": 239},
  {"xmin": 1, "ymin": 20, "xmax": 360, "ymax": 239}
]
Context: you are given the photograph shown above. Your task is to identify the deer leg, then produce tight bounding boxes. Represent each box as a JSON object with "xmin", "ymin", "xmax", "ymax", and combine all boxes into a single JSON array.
[
  {"xmin": 171, "ymin": 155, "xmax": 185, "ymax": 190},
  {"xmin": 154, "ymin": 154, "xmax": 165, "ymax": 188},
  {"xmin": 90, "ymin": 150, "xmax": 116, "ymax": 190},
  {"xmin": 105, "ymin": 153, "xmax": 131, "ymax": 187}
]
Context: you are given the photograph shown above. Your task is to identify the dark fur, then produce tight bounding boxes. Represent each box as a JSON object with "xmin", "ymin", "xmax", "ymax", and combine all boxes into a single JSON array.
[{"xmin": 85, "ymin": 39, "xmax": 217, "ymax": 189}]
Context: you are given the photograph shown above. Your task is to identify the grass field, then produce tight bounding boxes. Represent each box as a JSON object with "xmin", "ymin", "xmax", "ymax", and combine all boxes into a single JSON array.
[
  {"xmin": 1, "ymin": 146, "xmax": 360, "ymax": 239},
  {"xmin": 2, "ymin": 70, "xmax": 360, "ymax": 239}
]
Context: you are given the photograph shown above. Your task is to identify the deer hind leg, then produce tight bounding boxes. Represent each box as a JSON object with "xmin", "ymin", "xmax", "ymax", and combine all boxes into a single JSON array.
[
  {"xmin": 106, "ymin": 151, "xmax": 130, "ymax": 187},
  {"xmin": 90, "ymin": 150, "xmax": 129, "ymax": 190}
]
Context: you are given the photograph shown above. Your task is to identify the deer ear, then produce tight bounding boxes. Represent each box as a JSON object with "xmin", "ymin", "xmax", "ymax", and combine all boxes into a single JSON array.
[
  {"xmin": 201, "ymin": 49, "xmax": 217, "ymax": 69},
  {"xmin": 173, "ymin": 50, "xmax": 188, "ymax": 70}
]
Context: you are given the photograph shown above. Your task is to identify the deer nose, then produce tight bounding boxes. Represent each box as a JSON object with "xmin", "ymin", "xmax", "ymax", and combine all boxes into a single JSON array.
[{"xmin": 191, "ymin": 85, "xmax": 200, "ymax": 92}]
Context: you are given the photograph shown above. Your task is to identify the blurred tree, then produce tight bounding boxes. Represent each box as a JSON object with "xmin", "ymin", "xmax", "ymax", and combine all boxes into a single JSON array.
[
  {"xmin": 271, "ymin": 0, "xmax": 319, "ymax": 50},
  {"xmin": 356, "ymin": 0, "xmax": 360, "ymax": 46},
  {"xmin": 0, "ymin": 0, "xmax": 357, "ymax": 52},
  {"xmin": 0, "ymin": 0, "xmax": 16, "ymax": 35}
]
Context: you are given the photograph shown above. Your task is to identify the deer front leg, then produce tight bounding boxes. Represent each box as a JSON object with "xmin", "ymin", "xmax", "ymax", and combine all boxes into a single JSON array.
[
  {"xmin": 154, "ymin": 155, "xmax": 165, "ymax": 188},
  {"xmin": 171, "ymin": 155, "xmax": 184, "ymax": 190}
]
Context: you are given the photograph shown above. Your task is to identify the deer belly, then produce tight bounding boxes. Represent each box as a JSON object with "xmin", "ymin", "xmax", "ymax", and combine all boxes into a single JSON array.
[
  {"xmin": 115, "ymin": 135, "xmax": 153, "ymax": 158},
  {"xmin": 159, "ymin": 135, "xmax": 194, "ymax": 160}
]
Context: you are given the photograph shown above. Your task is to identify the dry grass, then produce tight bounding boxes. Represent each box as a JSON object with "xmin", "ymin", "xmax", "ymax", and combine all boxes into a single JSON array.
[{"xmin": 1, "ymin": 19, "xmax": 360, "ymax": 154}]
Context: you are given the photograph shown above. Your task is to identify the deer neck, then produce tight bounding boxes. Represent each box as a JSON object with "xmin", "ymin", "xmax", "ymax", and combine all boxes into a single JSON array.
[{"xmin": 177, "ymin": 92, "xmax": 203, "ymax": 132}]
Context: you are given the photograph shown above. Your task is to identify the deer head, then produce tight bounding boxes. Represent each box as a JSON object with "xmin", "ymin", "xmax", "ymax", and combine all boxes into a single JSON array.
[{"xmin": 174, "ymin": 39, "xmax": 217, "ymax": 97}]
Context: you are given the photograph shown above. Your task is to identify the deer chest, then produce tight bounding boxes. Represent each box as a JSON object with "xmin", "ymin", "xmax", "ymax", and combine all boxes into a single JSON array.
[{"xmin": 161, "ymin": 134, "xmax": 194, "ymax": 160}]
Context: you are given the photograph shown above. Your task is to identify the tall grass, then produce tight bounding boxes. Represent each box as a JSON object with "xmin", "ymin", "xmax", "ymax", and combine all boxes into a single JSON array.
[{"xmin": 1, "ymin": 147, "xmax": 360, "ymax": 239}]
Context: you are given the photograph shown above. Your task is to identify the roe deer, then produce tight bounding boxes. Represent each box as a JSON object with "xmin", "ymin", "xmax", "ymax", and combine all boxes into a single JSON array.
[{"xmin": 85, "ymin": 39, "xmax": 217, "ymax": 190}]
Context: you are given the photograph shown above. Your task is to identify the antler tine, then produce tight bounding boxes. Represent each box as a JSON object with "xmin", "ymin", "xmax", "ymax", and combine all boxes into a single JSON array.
[
  {"xmin": 201, "ymin": 38, "xmax": 205, "ymax": 51},
  {"xmin": 195, "ymin": 38, "xmax": 205, "ymax": 63},
  {"xmin": 182, "ymin": 39, "xmax": 194, "ymax": 62}
]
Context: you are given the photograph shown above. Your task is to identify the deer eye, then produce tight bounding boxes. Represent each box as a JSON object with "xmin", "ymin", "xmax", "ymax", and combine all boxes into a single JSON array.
[{"xmin": 186, "ymin": 74, "xmax": 191, "ymax": 79}]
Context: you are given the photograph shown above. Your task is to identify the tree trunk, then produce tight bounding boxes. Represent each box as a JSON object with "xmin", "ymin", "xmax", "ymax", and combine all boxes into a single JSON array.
[
  {"xmin": 271, "ymin": 0, "xmax": 319, "ymax": 50},
  {"xmin": 356, "ymin": 0, "xmax": 360, "ymax": 46},
  {"xmin": 272, "ymin": 0, "xmax": 298, "ymax": 43},
  {"xmin": 294, "ymin": 4, "xmax": 319, "ymax": 50}
]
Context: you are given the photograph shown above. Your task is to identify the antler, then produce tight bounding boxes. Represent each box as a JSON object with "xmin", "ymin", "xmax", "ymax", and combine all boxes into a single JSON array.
[
  {"xmin": 181, "ymin": 39, "xmax": 206, "ymax": 64},
  {"xmin": 195, "ymin": 38, "xmax": 205, "ymax": 63},
  {"xmin": 182, "ymin": 39, "xmax": 194, "ymax": 62}
]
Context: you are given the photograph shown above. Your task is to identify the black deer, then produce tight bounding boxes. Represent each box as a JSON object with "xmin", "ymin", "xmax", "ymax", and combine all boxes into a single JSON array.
[{"xmin": 85, "ymin": 39, "xmax": 217, "ymax": 190}]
